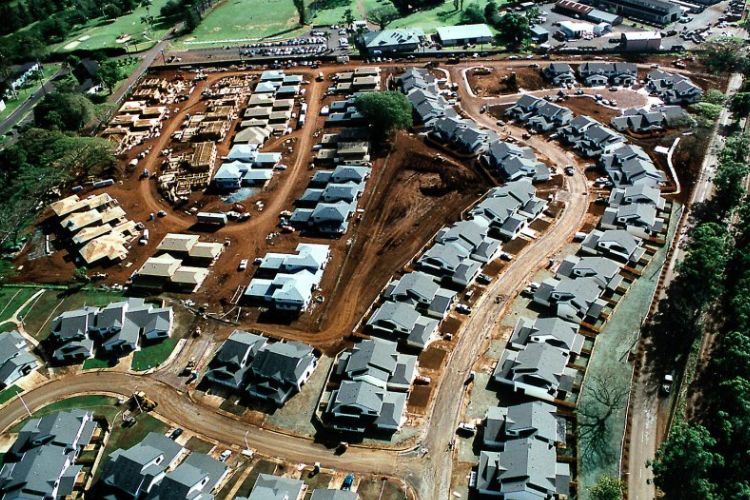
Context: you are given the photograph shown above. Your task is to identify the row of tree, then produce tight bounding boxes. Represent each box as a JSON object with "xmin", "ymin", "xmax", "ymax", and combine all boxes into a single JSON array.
[{"xmin": 651, "ymin": 122, "xmax": 750, "ymax": 498}]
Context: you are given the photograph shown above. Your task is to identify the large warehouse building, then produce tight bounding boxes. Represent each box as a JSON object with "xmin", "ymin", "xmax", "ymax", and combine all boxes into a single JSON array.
[{"xmin": 582, "ymin": 0, "xmax": 682, "ymax": 25}]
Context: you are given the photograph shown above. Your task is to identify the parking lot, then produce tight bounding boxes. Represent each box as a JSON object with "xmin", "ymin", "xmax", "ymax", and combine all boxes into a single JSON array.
[{"xmin": 529, "ymin": 0, "xmax": 746, "ymax": 51}]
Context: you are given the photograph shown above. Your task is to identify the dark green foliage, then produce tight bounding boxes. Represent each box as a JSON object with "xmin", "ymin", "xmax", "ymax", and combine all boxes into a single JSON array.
[
  {"xmin": 366, "ymin": 6, "xmax": 399, "ymax": 29},
  {"xmin": 492, "ymin": 12, "xmax": 530, "ymax": 48},
  {"xmin": 97, "ymin": 60, "xmax": 123, "ymax": 94},
  {"xmin": 589, "ymin": 475, "xmax": 625, "ymax": 500},
  {"xmin": 0, "ymin": 129, "xmax": 115, "ymax": 248},
  {"xmin": 653, "ymin": 424, "xmax": 721, "ymax": 500},
  {"xmin": 354, "ymin": 91, "xmax": 413, "ymax": 140},
  {"xmin": 460, "ymin": 4, "xmax": 485, "ymax": 24},
  {"xmin": 34, "ymin": 92, "xmax": 95, "ymax": 131}
]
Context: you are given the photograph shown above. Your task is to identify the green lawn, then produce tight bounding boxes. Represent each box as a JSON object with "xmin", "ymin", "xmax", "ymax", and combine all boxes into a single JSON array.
[
  {"xmin": 0, "ymin": 386, "xmax": 23, "ymax": 406},
  {"xmin": 577, "ymin": 204, "xmax": 682, "ymax": 499},
  {"xmin": 131, "ymin": 337, "xmax": 179, "ymax": 372},
  {"xmin": 17, "ymin": 287, "xmax": 125, "ymax": 342},
  {"xmin": 0, "ymin": 287, "xmax": 38, "ymax": 328},
  {"xmin": 82, "ymin": 355, "xmax": 117, "ymax": 370},
  {"xmin": 175, "ymin": 0, "xmax": 504, "ymax": 48},
  {"xmin": 0, "ymin": 63, "xmax": 61, "ymax": 122},
  {"xmin": 176, "ymin": 0, "xmax": 304, "ymax": 47},
  {"xmin": 52, "ymin": 0, "xmax": 174, "ymax": 53}
]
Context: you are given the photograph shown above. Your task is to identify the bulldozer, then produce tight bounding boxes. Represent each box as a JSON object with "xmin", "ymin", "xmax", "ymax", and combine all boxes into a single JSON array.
[{"xmin": 131, "ymin": 391, "xmax": 158, "ymax": 412}]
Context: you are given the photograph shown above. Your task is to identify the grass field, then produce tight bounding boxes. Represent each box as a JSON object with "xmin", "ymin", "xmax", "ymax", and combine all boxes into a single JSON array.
[
  {"xmin": 131, "ymin": 337, "xmax": 179, "ymax": 372},
  {"xmin": 0, "ymin": 63, "xmax": 61, "ymax": 122},
  {"xmin": 577, "ymin": 204, "xmax": 682, "ymax": 499},
  {"xmin": 0, "ymin": 386, "xmax": 23, "ymax": 406},
  {"xmin": 176, "ymin": 0, "xmax": 304, "ymax": 47},
  {"xmin": 14, "ymin": 287, "xmax": 125, "ymax": 342},
  {"xmin": 0, "ymin": 287, "xmax": 38, "ymax": 328},
  {"xmin": 82, "ymin": 355, "xmax": 117, "ymax": 370},
  {"xmin": 51, "ymin": 0, "xmax": 174, "ymax": 53},
  {"xmin": 175, "ymin": 0, "xmax": 502, "ymax": 48}
]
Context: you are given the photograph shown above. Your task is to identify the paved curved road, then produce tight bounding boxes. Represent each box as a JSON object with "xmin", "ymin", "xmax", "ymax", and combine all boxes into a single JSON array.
[{"xmin": 0, "ymin": 60, "xmax": 594, "ymax": 499}]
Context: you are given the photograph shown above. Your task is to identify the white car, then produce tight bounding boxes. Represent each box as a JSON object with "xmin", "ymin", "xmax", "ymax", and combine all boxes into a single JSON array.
[
  {"xmin": 219, "ymin": 450, "xmax": 232, "ymax": 462},
  {"xmin": 238, "ymin": 259, "xmax": 248, "ymax": 271}
]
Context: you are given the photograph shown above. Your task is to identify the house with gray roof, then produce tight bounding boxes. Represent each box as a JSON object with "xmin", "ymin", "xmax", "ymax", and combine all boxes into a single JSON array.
[
  {"xmin": 581, "ymin": 229, "xmax": 646, "ymax": 264},
  {"xmin": 558, "ymin": 255, "xmax": 623, "ymax": 293},
  {"xmin": 452, "ymin": 125, "xmax": 498, "ymax": 155},
  {"xmin": 483, "ymin": 401, "xmax": 561, "ymax": 450},
  {"xmin": 646, "ymin": 69, "xmax": 703, "ymax": 104},
  {"xmin": 417, "ymin": 243, "xmax": 483, "ymax": 288},
  {"xmin": 431, "ymin": 116, "xmax": 469, "ymax": 143},
  {"xmin": 601, "ymin": 203, "xmax": 665, "ymax": 236},
  {"xmin": 406, "ymin": 87, "xmax": 456, "ymax": 126},
  {"xmin": 578, "ymin": 62, "xmax": 637, "ymax": 86},
  {"xmin": 247, "ymin": 474, "xmax": 306, "ymax": 500},
  {"xmin": 435, "ymin": 219, "xmax": 500, "ymax": 263},
  {"xmin": 611, "ymin": 105, "xmax": 690, "ymax": 133},
  {"xmin": 526, "ymin": 102, "xmax": 574, "ymax": 133},
  {"xmin": 476, "ymin": 438, "xmax": 570, "ymax": 498},
  {"xmin": 533, "ymin": 276, "xmax": 608, "ymax": 323},
  {"xmin": 508, "ymin": 317, "xmax": 584, "ymax": 355},
  {"xmin": 366, "ymin": 301, "xmax": 439, "ymax": 350},
  {"xmin": 542, "ymin": 63, "xmax": 576, "ymax": 85},
  {"xmin": 574, "ymin": 123, "xmax": 626, "ymax": 158},
  {"xmin": 359, "ymin": 28, "xmax": 424, "ymax": 55},
  {"xmin": 147, "ymin": 452, "xmax": 228, "ymax": 500},
  {"xmin": 49, "ymin": 299, "xmax": 173, "ymax": 364},
  {"xmin": 560, "ymin": 115, "xmax": 599, "ymax": 146},
  {"xmin": 0, "ymin": 410, "xmax": 97, "ymax": 500},
  {"xmin": 486, "ymin": 141, "xmax": 551, "ymax": 183},
  {"xmin": 383, "ymin": 271, "xmax": 456, "ymax": 319},
  {"xmin": 599, "ymin": 143, "xmax": 664, "ymax": 188},
  {"xmin": 473, "ymin": 180, "xmax": 548, "ymax": 240},
  {"xmin": 0, "ymin": 330, "xmax": 37, "ymax": 389},
  {"xmin": 310, "ymin": 489, "xmax": 359, "ymax": 500},
  {"xmin": 247, "ymin": 341, "xmax": 317, "ymax": 407},
  {"xmin": 325, "ymin": 379, "xmax": 408, "ymax": 434},
  {"xmin": 609, "ymin": 184, "xmax": 666, "ymax": 210},
  {"xmin": 245, "ymin": 244, "xmax": 330, "ymax": 312},
  {"xmin": 203, "ymin": 330, "xmax": 268, "ymax": 391},
  {"xmin": 492, "ymin": 342, "xmax": 577, "ymax": 402},
  {"xmin": 100, "ymin": 432, "xmax": 184, "ymax": 499},
  {"xmin": 335, "ymin": 338, "xmax": 417, "ymax": 392},
  {"xmin": 506, "ymin": 95, "xmax": 544, "ymax": 122}
]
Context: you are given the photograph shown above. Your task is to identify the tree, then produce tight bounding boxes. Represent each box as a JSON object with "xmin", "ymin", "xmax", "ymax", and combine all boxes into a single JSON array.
[
  {"xmin": 102, "ymin": 3, "xmax": 122, "ymax": 18},
  {"xmin": 354, "ymin": 91, "xmax": 413, "ymax": 140},
  {"xmin": 460, "ymin": 4, "xmax": 484, "ymax": 24},
  {"xmin": 589, "ymin": 475, "xmax": 625, "ymax": 500},
  {"xmin": 293, "ymin": 0, "xmax": 307, "ymax": 25},
  {"xmin": 484, "ymin": 1, "xmax": 499, "ymax": 23},
  {"xmin": 577, "ymin": 372, "xmax": 629, "ymax": 464},
  {"xmin": 34, "ymin": 92, "xmax": 95, "ymax": 131},
  {"xmin": 713, "ymin": 159, "xmax": 749, "ymax": 213},
  {"xmin": 525, "ymin": 5, "xmax": 540, "ymax": 19},
  {"xmin": 342, "ymin": 8, "xmax": 355, "ymax": 26},
  {"xmin": 366, "ymin": 5, "xmax": 399, "ymax": 29},
  {"xmin": 689, "ymin": 102, "xmax": 723, "ymax": 122},
  {"xmin": 701, "ymin": 38, "xmax": 748, "ymax": 74},
  {"xmin": 97, "ymin": 59, "xmax": 123, "ymax": 94},
  {"xmin": 183, "ymin": 6, "xmax": 200, "ymax": 32},
  {"xmin": 730, "ymin": 92, "xmax": 750, "ymax": 116},
  {"xmin": 494, "ymin": 12, "xmax": 530, "ymax": 47},
  {"xmin": 652, "ymin": 424, "xmax": 721, "ymax": 500},
  {"xmin": 702, "ymin": 89, "xmax": 726, "ymax": 104},
  {"xmin": 0, "ymin": 129, "xmax": 115, "ymax": 248}
]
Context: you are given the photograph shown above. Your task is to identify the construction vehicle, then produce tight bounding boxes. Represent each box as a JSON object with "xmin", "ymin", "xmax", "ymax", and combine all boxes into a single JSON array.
[{"xmin": 131, "ymin": 391, "xmax": 158, "ymax": 412}]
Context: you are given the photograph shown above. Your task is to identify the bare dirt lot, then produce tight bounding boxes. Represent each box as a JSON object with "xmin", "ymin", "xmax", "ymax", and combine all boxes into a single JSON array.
[{"xmin": 466, "ymin": 66, "xmax": 547, "ymax": 96}]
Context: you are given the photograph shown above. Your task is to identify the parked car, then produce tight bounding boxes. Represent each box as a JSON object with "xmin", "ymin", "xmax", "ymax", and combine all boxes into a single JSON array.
[
  {"xmin": 457, "ymin": 422, "xmax": 477, "ymax": 435},
  {"xmin": 219, "ymin": 450, "xmax": 232, "ymax": 462},
  {"xmin": 564, "ymin": 165, "xmax": 575, "ymax": 176},
  {"xmin": 169, "ymin": 428, "xmax": 183, "ymax": 440},
  {"xmin": 661, "ymin": 374, "xmax": 674, "ymax": 395},
  {"xmin": 238, "ymin": 259, "xmax": 249, "ymax": 271},
  {"xmin": 456, "ymin": 303, "xmax": 472, "ymax": 314}
]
